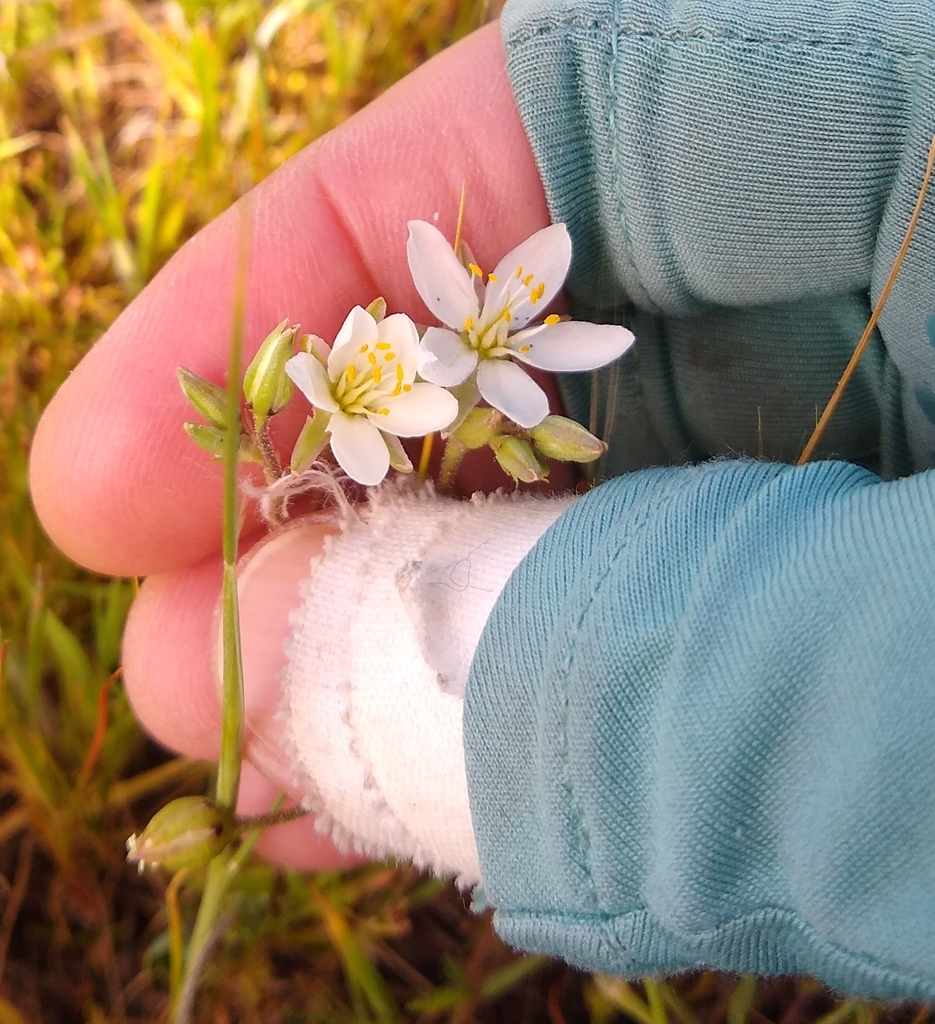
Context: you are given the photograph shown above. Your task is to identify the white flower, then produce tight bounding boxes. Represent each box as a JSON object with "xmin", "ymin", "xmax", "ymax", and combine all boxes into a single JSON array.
[
  {"xmin": 285, "ymin": 306, "xmax": 458, "ymax": 486},
  {"xmin": 407, "ymin": 220, "xmax": 635, "ymax": 429}
]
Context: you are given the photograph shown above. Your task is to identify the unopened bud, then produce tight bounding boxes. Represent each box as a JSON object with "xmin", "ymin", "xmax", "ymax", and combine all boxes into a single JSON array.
[
  {"xmin": 529, "ymin": 415, "xmax": 606, "ymax": 463},
  {"xmin": 451, "ymin": 407, "xmax": 503, "ymax": 450},
  {"xmin": 126, "ymin": 796, "xmax": 233, "ymax": 875},
  {"xmin": 365, "ymin": 296, "xmax": 387, "ymax": 322},
  {"xmin": 177, "ymin": 367, "xmax": 229, "ymax": 429},
  {"xmin": 184, "ymin": 421, "xmax": 227, "ymax": 458},
  {"xmin": 243, "ymin": 319, "xmax": 298, "ymax": 428},
  {"xmin": 491, "ymin": 435, "xmax": 549, "ymax": 484}
]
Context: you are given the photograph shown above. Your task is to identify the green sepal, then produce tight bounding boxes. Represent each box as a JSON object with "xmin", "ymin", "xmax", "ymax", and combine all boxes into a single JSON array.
[
  {"xmin": 382, "ymin": 431, "xmax": 413, "ymax": 473},
  {"xmin": 184, "ymin": 421, "xmax": 227, "ymax": 458},
  {"xmin": 365, "ymin": 296, "xmax": 387, "ymax": 322},
  {"xmin": 291, "ymin": 412, "xmax": 331, "ymax": 473},
  {"xmin": 177, "ymin": 366, "xmax": 229, "ymax": 429},
  {"xmin": 450, "ymin": 406, "xmax": 503, "ymax": 450}
]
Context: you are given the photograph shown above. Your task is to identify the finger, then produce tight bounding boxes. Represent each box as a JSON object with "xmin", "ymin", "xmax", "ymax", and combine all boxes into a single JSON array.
[{"xmin": 30, "ymin": 22, "xmax": 550, "ymax": 577}]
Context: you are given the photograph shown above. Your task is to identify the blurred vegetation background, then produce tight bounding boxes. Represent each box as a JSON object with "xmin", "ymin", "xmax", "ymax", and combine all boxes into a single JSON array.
[{"xmin": 0, "ymin": 0, "xmax": 932, "ymax": 1021}]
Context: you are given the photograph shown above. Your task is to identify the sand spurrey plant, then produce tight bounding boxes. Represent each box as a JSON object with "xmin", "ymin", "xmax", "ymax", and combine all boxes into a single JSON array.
[{"xmin": 142, "ymin": 210, "xmax": 636, "ymax": 1017}]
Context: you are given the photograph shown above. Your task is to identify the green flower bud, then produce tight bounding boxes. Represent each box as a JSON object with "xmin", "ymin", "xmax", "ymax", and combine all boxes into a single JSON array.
[
  {"xmin": 126, "ymin": 796, "xmax": 233, "ymax": 875},
  {"xmin": 243, "ymin": 319, "xmax": 298, "ymax": 429},
  {"xmin": 365, "ymin": 296, "xmax": 387, "ymax": 322},
  {"xmin": 491, "ymin": 435, "xmax": 549, "ymax": 484},
  {"xmin": 528, "ymin": 415, "xmax": 606, "ymax": 464},
  {"xmin": 184, "ymin": 421, "xmax": 227, "ymax": 458},
  {"xmin": 177, "ymin": 367, "xmax": 229, "ymax": 429},
  {"xmin": 451, "ymin": 407, "xmax": 503, "ymax": 450}
]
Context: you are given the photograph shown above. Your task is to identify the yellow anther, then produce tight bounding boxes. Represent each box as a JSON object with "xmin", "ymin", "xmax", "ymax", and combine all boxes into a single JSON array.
[
  {"xmin": 385, "ymin": 352, "xmax": 396, "ymax": 361},
  {"xmin": 359, "ymin": 343, "xmax": 369, "ymax": 353},
  {"xmin": 519, "ymin": 344, "xmax": 532, "ymax": 353},
  {"xmin": 523, "ymin": 273, "xmax": 534, "ymax": 287},
  {"xmin": 392, "ymin": 383, "xmax": 402, "ymax": 396},
  {"xmin": 464, "ymin": 316, "xmax": 474, "ymax": 331},
  {"xmin": 372, "ymin": 366, "xmax": 382, "ymax": 385},
  {"xmin": 488, "ymin": 273, "xmax": 498, "ymax": 282},
  {"xmin": 403, "ymin": 384, "xmax": 412, "ymax": 392},
  {"xmin": 368, "ymin": 352, "xmax": 377, "ymax": 365},
  {"xmin": 502, "ymin": 310, "xmax": 512, "ymax": 323},
  {"xmin": 515, "ymin": 265, "xmax": 523, "ymax": 279},
  {"xmin": 396, "ymin": 363, "xmax": 404, "ymax": 381},
  {"xmin": 346, "ymin": 364, "xmax": 357, "ymax": 383},
  {"xmin": 378, "ymin": 407, "xmax": 390, "ymax": 415},
  {"xmin": 376, "ymin": 342, "xmax": 391, "ymax": 350},
  {"xmin": 468, "ymin": 263, "xmax": 483, "ymax": 277},
  {"xmin": 530, "ymin": 282, "xmax": 546, "ymax": 304},
  {"xmin": 544, "ymin": 313, "xmax": 561, "ymax": 325}
]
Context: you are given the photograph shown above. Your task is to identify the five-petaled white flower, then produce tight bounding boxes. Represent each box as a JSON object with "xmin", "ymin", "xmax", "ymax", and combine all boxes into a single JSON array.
[
  {"xmin": 285, "ymin": 306, "xmax": 458, "ymax": 486},
  {"xmin": 407, "ymin": 220, "xmax": 635, "ymax": 429}
]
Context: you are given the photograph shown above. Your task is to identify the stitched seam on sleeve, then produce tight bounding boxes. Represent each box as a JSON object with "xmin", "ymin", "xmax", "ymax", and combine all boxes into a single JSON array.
[
  {"xmin": 548, "ymin": 472, "xmax": 698, "ymax": 914},
  {"xmin": 506, "ymin": 16, "xmax": 934, "ymax": 58}
]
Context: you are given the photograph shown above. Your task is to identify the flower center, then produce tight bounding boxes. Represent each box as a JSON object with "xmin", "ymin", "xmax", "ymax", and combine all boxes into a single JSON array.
[{"xmin": 333, "ymin": 340, "xmax": 411, "ymax": 415}]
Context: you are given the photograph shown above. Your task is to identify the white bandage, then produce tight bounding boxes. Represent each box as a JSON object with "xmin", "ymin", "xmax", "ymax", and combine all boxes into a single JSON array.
[{"xmin": 279, "ymin": 484, "xmax": 576, "ymax": 885}]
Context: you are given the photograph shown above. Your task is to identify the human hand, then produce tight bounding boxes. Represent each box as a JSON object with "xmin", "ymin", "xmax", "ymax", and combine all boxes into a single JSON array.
[{"xmin": 29, "ymin": 21, "xmax": 575, "ymax": 870}]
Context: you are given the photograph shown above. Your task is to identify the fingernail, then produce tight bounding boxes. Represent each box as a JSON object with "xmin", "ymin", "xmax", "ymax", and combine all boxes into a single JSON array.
[{"xmin": 216, "ymin": 518, "xmax": 340, "ymax": 790}]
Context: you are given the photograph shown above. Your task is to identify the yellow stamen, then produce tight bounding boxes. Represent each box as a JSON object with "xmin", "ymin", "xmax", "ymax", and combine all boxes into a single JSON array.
[
  {"xmin": 468, "ymin": 262, "xmax": 483, "ymax": 277},
  {"xmin": 385, "ymin": 352, "xmax": 395, "ymax": 361},
  {"xmin": 346, "ymin": 364, "xmax": 357, "ymax": 383},
  {"xmin": 392, "ymin": 383, "xmax": 402, "ymax": 396},
  {"xmin": 396, "ymin": 363, "xmax": 404, "ymax": 381},
  {"xmin": 377, "ymin": 407, "xmax": 390, "ymax": 415},
  {"xmin": 359, "ymin": 344, "xmax": 369, "ymax": 353},
  {"xmin": 368, "ymin": 352, "xmax": 377, "ymax": 366},
  {"xmin": 376, "ymin": 342, "xmax": 391, "ymax": 350},
  {"xmin": 403, "ymin": 384, "xmax": 412, "ymax": 392},
  {"xmin": 488, "ymin": 273, "xmax": 498, "ymax": 282},
  {"xmin": 502, "ymin": 310, "xmax": 512, "ymax": 322},
  {"xmin": 464, "ymin": 316, "xmax": 474, "ymax": 331},
  {"xmin": 515, "ymin": 265, "xmax": 523, "ymax": 279},
  {"xmin": 523, "ymin": 273, "xmax": 534, "ymax": 287},
  {"xmin": 544, "ymin": 313, "xmax": 561, "ymax": 325},
  {"xmin": 372, "ymin": 366, "xmax": 382, "ymax": 385},
  {"xmin": 530, "ymin": 282, "xmax": 546, "ymax": 304},
  {"xmin": 518, "ymin": 344, "xmax": 532, "ymax": 353}
]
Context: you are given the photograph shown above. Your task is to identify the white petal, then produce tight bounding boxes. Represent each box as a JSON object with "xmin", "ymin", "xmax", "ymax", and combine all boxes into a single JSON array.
[
  {"xmin": 510, "ymin": 320, "xmax": 635, "ymax": 371},
  {"xmin": 285, "ymin": 352, "xmax": 338, "ymax": 412},
  {"xmin": 476, "ymin": 359, "xmax": 549, "ymax": 429},
  {"xmin": 407, "ymin": 220, "xmax": 479, "ymax": 330},
  {"xmin": 375, "ymin": 312, "xmax": 420, "ymax": 376},
  {"xmin": 373, "ymin": 382, "xmax": 459, "ymax": 436},
  {"xmin": 418, "ymin": 327, "xmax": 477, "ymax": 386},
  {"xmin": 328, "ymin": 305, "xmax": 378, "ymax": 382},
  {"xmin": 328, "ymin": 411, "xmax": 390, "ymax": 486},
  {"xmin": 484, "ymin": 223, "xmax": 572, "ymax": 329}
]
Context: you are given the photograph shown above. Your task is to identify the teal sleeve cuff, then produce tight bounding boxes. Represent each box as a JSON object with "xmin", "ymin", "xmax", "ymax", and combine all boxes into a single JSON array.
[{"xmin": 465, "ymin": 459, "xmax": 935, "ymax": 1000}]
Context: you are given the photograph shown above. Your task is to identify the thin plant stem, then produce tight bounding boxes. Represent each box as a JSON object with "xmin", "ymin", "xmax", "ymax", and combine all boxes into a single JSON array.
[
  {"xmin": 798, "ymin": 134, "xmax": 935, "ymax": 464},
  {"xmin": 166, "ymin": 868, "xmax": 188, "ymax": 1002},
  {"xmin": 215, "ymin": 204, "xmax": 250, "ymax": 811},
  {"xmin": 171, "ymin": 204, "xmax": 252, "ymax": 1024},
  {"xmin": 417, "ymin": 432, "xmax": 435, "ymax": 484}
]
